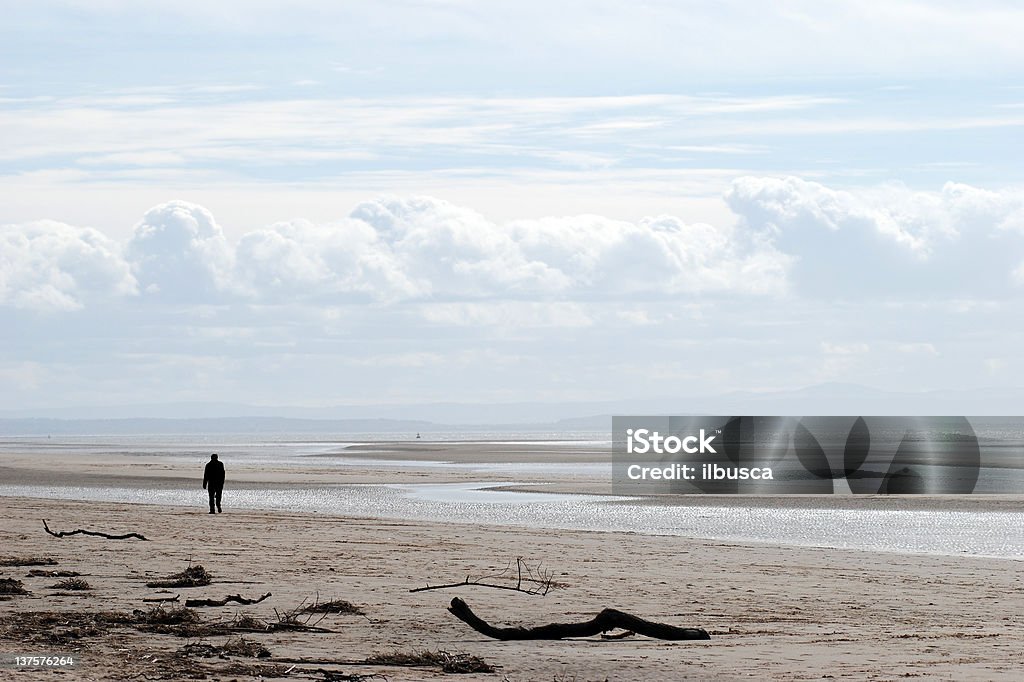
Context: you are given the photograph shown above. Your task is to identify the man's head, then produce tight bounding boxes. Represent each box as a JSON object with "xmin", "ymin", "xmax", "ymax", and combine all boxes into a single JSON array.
[{"xmin": 211, "ymin": 454, "xmax": 218, "ymax": 461}]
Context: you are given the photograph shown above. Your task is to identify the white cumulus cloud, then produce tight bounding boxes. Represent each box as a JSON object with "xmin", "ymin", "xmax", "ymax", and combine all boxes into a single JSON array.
[
  {"xmin": 126, "ymin": 200, "xmax": 233, "ymax": 300},
  {"xmin": 0, "ymin": 219, "xmax": 136, "ymax": 311},
  {"xmin": 8, "ymin": 179, "xmax": 1024, "ymax": 313},
  {"xmin": 727, "ymin": 176, "xmax": 1024, "ymax": 296},
  {"xmin": 2, "ymin": 195, "xmax": 791, "ymax": 310},
  {"xmin": 509, "ymin": 213, "xmax": 788, "ymax": 296},
  {"xmin": 233, "ymin": 195, "xmax": 788, "ymax": 302},
  {"xmin": 349, "ymin": 196, "xmax": 569, "ymax": 298},
  {"xmin": 234, "ymin": 217, "xmax": 417, "ymax": 302}
]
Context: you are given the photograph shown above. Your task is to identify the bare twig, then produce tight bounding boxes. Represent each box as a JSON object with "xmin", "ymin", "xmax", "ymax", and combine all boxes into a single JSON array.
[
  {"xmin": 27, "ymin": 569, "xmax": 80, "ymax": 578},
  {"xmin": 42, "ymin": 519, "xmax": 148, "ymax": 541},
  {"xmin": 185, "ymin": 592, "xmax": 271, "ymax": 608},
  {"xmin": 142, "ymin": 594, "xmax": 181, "ymax": 603},
  {"xmin": 410, "ymin": 556, "xmax": 564, "ymax": 596},
  {"xmin": 305, "ymin": 670, "xmax": 386, "ymax": 682},
  {"xmin": 268, "ymin": 598, "xmax": 335, "ymax": 632}
]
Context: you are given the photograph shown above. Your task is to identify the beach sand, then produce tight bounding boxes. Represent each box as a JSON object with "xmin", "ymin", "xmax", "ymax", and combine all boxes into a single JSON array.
[
  {"xmin": 1, "ymin": 444, "xmax": 1023, "ymax": 680},
  {"xmin": 0, "ymin": 494, "xmax": 1022, "ymax": 681}
]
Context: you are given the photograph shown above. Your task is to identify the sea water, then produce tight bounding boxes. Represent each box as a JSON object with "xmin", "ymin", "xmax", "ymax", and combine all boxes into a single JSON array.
[
  {"xmin": 1, "ymin": 480, "xmax": 1022, "ymax": 560},
  {"xmin": 1, "ymin": 433, "xmax": 1022, "ymax": 560}
]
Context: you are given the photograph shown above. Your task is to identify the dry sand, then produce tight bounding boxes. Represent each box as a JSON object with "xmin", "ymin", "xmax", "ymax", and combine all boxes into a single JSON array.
[
  {"xmin": 0, "ymin": 495, "xmax": 1022, "ymax": 681},
  {"xmin": 1, "ymin": 443, "xmax": 1023, "ymax": 680}
]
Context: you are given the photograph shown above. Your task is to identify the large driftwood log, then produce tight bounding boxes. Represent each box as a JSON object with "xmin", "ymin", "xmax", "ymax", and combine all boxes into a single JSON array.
[
  {"xmin": 447, "ymin": 598, "xmax": 710, "ymax": 641},
  {"xmin": 185, "ymin": 592, "xmax": 272, "ymax": 607},
  {"xmin": 43, "ymin": 519, "xmax": 149, "ymax": 541}
]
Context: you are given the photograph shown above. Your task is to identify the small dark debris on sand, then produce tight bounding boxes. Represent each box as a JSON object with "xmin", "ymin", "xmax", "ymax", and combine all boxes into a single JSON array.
[
  {"xmin": 132, "ymin": 605, "xmax": 217, "ymax": 637},
  {"xmin": 146, "ymin": 565, "xmax": 212, "ymax": 589},
  {"xmin": 133, "ymin": 605, "xmax": 201, "ymax": 626},
  {"xmin": 0, "ymin": 578, "xmax": 29, "ymax": 595},
  {"xmin": 52, "ymin": 578, "xmax": 91, "ymax": 591},
  {"xmin": 223, "ymin": 636, "xmax": 272, "ymax": 658},
  {"xmin": 28, "ymin": 569, "xmax": 81, "ymax": 578},
  {"xmin": 0, "ymin": 610, "xmax": 134, "ymax": 645},
  {"xmin": 229, "ymin": 612, "xmax": 333, "ymax": 634},
  {"xmin": 1, "ymin": 607, "xmax": 269, "ymax": 645},
  {"xmin": 0, "ymin": 556, "xmax": 57, "ymax": 567},
  {"xmin": 178, "ymin": 642, "xmax": 223, "ymax": 658},
  {"xmin": 303, "ymin": 598, "xmax": 364, "ymax": 616},
  {"xmin": 230, "ymin": 613, "xmax": 268, "ymax": 631},
  {"xmin": 133, "ymin": 605, "xmax": 281, "ymax": 638},
  {"xmin": 364, "ymin": 649, "xmax": 495, "ymax": 674},
  {"xmin": 179, "ymin": 637, "xmax": 271, "ymax": 659},
  {"xmin": 320, "ymin": 673, "xmax": 386, "ymax": 682},
  {"xmin": 161, "ymin": 654, "xmax": 291, "ymax": 682}
]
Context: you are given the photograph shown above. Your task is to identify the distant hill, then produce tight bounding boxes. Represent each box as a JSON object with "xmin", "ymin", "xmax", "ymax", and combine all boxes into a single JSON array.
[
  {"xmin": 2, "ymin": 383, "xmax": 1023, "ymax": 435},
  {"xmin": 0, "ymin": 415, "xmax": 612, "ymax": 436}
]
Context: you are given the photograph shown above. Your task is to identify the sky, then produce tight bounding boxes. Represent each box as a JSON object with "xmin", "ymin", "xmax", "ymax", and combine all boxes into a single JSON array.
[{"xmin": 2, "ymin": 1, "xmax": 1024, "ymax": 413}]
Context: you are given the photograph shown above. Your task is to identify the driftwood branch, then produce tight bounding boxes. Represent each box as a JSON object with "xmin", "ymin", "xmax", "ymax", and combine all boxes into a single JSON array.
[
  {"xmin": 411, "ymin": 557, "xmax": 561, "ymax": 596},
  {"xmin": 411, "ymin": 579, "xmax": 540, "ymax": 595},
  {"xmin": 269, "ymin": 598, "xmax": 334, "ymax": 632},
  {"xmin": 185, "ymin": 592, "xmax": 272, "ymax": 608},
  {"xmin": 447, "ymin": 598, "xmax": 710, "ymax": 641},
  {"xmin": 142, "ymin": 594, "xmax": 180, "ymax": 603},
  {"xmin": 43, "ymin": 519, "xmax": 149, "ymax": 541}
]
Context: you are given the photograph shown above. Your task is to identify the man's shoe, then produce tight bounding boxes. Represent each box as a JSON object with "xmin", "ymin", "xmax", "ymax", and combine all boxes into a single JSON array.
[
  {"xmin": 209, "ymin": 510, "xmax": 215, "ymax": 514},
  {"xmin": 217, "ymin": 507, "xmax": 222, "ymax": 513}
]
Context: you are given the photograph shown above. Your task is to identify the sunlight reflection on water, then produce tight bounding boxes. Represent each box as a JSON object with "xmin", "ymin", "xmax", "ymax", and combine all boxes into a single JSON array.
[{"xmin": 2, "ymin": 482, "xmax": 1023, "ymax": 559}]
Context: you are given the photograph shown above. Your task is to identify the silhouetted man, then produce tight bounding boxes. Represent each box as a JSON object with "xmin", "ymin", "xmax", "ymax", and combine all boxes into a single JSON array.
[{"xmin": 202, "ymin": 454, "xmax": 225, "ymax": 514}]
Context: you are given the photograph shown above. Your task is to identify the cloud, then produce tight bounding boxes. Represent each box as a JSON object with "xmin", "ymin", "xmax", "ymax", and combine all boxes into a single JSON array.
[
  {"xmin": 0, "ymin": 360, "xmax": 45, "ymax": 390},
  {"xmin": 125, "ymin": 201, "xmax": 233, "ymax": 300},
  {"xmin": 509, "ymin": 213, "xmax": 788, "ymax": 296},
  {"xmin": 819, "ymin": 341, "xmax": 871, "ymax": 379},
  {"xmin": 727, "ymin": 176, "xmax": 934, "ymax": 254},
  {"xmin": 896, "ymin": 342, "xmax": 939, "ymax": 356},
  {"xmin": 419, "ymin": 302, "xmax": 593, "ymax": 328},
  {"xmin": 234, "ymin": 217, "xmax": 413, "ymax": 302},
  {"xmin": 234, "ymin": 195, "xmax": 789, "ymax": 303},
  {"xmin": 349, "ymin": 196, "xmax": 569, "ymax": 298},
  {"xmin": 7, "ymin": 179, "xmax": 1024, "ymax": 313},
  {"xmin": 0, "ymin": 219, "xmax": 136, "ymax": 311},
  {"xmin": 984, "ymin": 358, "xmax": 1008, "ymax": 374},
  {"xmin": 822, "ymin": 342, "xmax": 870, "ymax": 355},
  {"xmin": 1, "ymin": 195, "xmax": 789, "ymax": 311},
  {"xmin": 727, "ymin": 176, "xmax": 1024, "ymax": 297}
]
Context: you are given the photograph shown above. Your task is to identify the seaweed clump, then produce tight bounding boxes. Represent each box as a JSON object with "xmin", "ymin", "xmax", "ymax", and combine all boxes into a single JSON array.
[{"xmin": 146, "ymin": 565, "xmax": 212, "ymax": 589}]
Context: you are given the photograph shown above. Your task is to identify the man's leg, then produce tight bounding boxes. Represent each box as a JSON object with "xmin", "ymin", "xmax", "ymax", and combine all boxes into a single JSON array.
[
  {"xmin": 208, "ymin": 488, "xmax": 216, "ymax": 513},
  {"xmin": 215, "ymin": 488, "xmax": 223, "ymax": 513}
]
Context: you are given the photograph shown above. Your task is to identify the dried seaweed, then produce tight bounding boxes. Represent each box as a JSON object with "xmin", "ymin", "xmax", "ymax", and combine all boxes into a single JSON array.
[{"xmin": 146, "ymin": 565, "xmax": 212, "ymax": 589}]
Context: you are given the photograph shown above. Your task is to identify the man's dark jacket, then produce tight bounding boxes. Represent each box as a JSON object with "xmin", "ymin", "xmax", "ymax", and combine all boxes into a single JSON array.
[{"xmin": 203, "ymin": 460, "xmax": 225, "ymax": 489}]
